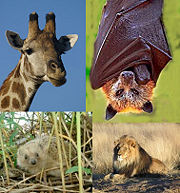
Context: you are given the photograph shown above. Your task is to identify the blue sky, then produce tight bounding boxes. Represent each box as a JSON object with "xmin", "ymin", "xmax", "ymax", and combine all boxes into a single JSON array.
[{"xmin": 0, "ymin": 0, "xmax": 85, "ymax": 111}]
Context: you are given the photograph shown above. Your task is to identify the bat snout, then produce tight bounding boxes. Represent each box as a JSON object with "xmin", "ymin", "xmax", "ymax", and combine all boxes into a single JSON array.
[
  {"xmin": 121, "ymin": 71, "xmax": 134, "ymax": 78},
  {"xmin": 120, "ymin": 71, "xmax": 135, "ymax": 84}
]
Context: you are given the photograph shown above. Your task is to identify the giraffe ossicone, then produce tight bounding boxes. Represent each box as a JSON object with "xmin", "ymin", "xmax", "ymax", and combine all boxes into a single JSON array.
[{"xmin": 0, "ymin": 12, "xmax": 78, "ymax": 111}]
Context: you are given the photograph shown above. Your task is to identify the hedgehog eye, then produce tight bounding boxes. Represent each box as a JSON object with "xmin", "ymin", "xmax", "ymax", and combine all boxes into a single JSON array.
[
  {"xmin": 24, "ymin": 155, "xmax": 28, "ymax": 160},
  {"xmin": 130, "ymin": 88, "xmax": 139, "ymax": 95},
  {"xmin": 115, "ymin": 89, "xmax": 124, "ymax": 96},
  {"xmin": 35, "ymin": 153, "xmax": 39, "ymax": 158}
]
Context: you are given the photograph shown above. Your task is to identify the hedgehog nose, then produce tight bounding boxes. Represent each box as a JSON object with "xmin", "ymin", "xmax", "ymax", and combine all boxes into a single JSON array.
[{"xmin": 31, "ymin": 159, "xmax": 36, "ymax": 165}]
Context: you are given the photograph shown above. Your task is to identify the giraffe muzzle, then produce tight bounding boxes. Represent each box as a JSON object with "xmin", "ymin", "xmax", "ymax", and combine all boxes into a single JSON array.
[
  {"xmin": 47, "ymin": 60, "xmax": 66, "ymax": 87},
  {"xmin": 48, "ymin": 60, "xmax": 65, "ymax": 73}
]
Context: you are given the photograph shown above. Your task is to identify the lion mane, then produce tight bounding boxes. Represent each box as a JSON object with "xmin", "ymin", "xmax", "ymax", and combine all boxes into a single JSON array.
[{"xmin": 113, "ymin": 135, "xmax": 167, "ymax": 177}]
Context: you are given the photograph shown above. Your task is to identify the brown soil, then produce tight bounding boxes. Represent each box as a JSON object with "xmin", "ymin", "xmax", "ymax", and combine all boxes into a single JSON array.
[{"xmin": 93, "ymin": 173, "xmax": 180, "ymax": 193}]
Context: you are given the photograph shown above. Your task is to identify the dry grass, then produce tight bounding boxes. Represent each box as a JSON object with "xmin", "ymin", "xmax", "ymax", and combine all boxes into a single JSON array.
[{"xmin": 93, "ymin": 123, "xmax": 180, "ymax": 174}]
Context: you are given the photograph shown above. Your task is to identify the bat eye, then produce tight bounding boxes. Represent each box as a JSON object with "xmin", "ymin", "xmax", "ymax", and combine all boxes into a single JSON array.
[
  {"xmin": 130, "ymin": 88, "xmax": 139, "ymax": 95},
  {"xmin": 116, "ymin": 89, "xmax": 124, "ymax": 96}
]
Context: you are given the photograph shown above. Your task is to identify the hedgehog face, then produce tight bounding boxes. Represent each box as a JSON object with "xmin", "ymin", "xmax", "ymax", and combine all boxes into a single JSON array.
[{"xmin": 17, "ymin": 142, "xmax": 45, "ymax": 174}]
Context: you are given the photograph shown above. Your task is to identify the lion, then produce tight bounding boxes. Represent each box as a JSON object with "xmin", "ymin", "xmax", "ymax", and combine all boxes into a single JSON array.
[{"xmin": 105, "ymin": 135, "xmax": 167, "ymax": 181}]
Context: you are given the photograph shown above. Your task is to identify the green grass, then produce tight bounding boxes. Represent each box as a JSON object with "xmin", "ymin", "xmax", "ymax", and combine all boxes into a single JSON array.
[{"xmin": 86, "ymin": 0, "xmax": 180, "ymax": 122}]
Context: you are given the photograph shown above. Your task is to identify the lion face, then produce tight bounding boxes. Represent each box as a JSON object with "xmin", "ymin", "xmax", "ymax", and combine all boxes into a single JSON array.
[{"xmin": 114, "ymin": 135, "xmax": 140, "ymax": 164}]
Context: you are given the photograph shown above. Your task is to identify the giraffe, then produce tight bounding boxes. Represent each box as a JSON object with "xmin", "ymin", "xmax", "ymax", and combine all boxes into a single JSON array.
[{"xmin": 0, "ymin": 12, "xmax": 78, "ymax": 111}]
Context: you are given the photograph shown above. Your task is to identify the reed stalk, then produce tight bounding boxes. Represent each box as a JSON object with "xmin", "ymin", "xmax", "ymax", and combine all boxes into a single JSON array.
[
  {"xmin": 76, "ymin": 112, "xmax": 83, "ymax": 192},
  {"xmin": 52, "ymin": 112, "xmax": 66, "ymax": 193}
]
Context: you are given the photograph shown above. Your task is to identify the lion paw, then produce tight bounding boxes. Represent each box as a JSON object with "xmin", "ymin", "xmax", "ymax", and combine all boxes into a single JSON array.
[
  {"xmin": 111, "ymin": 174, "xmax": 126, "ymax": 183},
  {"xmin": 104, "ymin": 173, "xmax": 113, "ymax": 181}
]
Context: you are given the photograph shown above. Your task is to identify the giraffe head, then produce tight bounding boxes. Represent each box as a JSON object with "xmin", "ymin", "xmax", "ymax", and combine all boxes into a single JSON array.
[{"xmin": 5, "ymin": 12, "xmax": 78, "ymax": 87}]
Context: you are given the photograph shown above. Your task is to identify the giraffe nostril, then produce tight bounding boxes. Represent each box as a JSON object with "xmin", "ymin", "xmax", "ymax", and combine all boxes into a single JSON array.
[{"xmin": 51, "ymin": 63, "xmax": 57, "ymax": 70}]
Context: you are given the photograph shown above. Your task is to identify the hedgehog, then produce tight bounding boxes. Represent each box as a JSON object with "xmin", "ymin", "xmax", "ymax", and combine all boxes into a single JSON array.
[{"xmin": 17, "ymin": 135, "xmax": 76, "ymax": 177}]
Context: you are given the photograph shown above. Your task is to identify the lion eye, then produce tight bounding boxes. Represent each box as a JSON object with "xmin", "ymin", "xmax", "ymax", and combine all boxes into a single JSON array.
[
  {"xmin": 116, "ymin": 89, "xmax": 124, "ymax": 96},
  {"xmin": 130, "ymin": 88, "xmax": 139, "ymax": 95}
]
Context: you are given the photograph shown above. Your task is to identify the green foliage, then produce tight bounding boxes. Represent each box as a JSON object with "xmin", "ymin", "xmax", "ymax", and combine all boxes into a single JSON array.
[
  {"xmin": 86, "ymin": 0, "xmax": 180, "ymax": 122},
  {"xmin": 0, "ymin": 112, "xmax": 92, "ymax": 192},
  {"xmin": 66, "ymin": 166, "xmax": 92, "ymax": 175}
]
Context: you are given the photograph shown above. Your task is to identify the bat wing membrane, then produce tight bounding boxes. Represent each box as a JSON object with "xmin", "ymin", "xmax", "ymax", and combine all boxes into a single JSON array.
[{"xmin": 90, "ymin": 0, "xmax": 172, "ymax": 89}]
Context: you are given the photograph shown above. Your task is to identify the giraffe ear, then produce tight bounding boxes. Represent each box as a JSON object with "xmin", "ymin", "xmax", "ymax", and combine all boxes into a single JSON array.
[
  {"xmin": 6, "ymin": 30, "xmax": 24, "ymax": 50},
  {"xmin": 58, "ymin": 34, "xmax": 78, "ymax": 52}
]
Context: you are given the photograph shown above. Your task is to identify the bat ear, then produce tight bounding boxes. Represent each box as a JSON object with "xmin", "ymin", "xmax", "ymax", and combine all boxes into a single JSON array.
[
  {"xmin": 105, "ymin": 104, "xmax": 117, "ymax": 120},
  {"xmin": 142, "ymin": 101, "xmax": 153, "ymax": 113}
]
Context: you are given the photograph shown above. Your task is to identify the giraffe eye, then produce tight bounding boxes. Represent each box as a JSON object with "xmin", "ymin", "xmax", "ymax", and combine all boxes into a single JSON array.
[{"xmin": 24, "ymin": 48, "xmax": 33, "ymax": 55}]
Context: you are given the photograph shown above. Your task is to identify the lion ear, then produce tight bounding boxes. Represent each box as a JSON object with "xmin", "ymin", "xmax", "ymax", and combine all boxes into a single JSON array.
[
  {"xmin": 105, "ymin": 104, "xmax": 117, "ymax": 120},
  {"xmin": 128, "ymin": 140, "xmax": 136, "ymax": 148},
  {"xmin": 114, "ymin": 139, "xmax": 120, "ymax": 146}
]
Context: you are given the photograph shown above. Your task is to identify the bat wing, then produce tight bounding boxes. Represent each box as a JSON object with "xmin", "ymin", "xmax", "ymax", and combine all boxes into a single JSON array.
[{"xmin": 90, "ymin": 0, "xmax": 172, "ymax": 89}]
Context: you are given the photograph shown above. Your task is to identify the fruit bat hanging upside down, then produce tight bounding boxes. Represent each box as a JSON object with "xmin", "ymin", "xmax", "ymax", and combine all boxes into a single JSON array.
[{"xmin": 90, "ymin": 0, "xmax": 172, "ymax": 120}]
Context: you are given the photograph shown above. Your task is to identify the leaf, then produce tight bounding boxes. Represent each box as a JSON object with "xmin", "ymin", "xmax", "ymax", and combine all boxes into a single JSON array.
[
  {"xmin": 82, "ymin": 167, "xmax": 92, "ymax": 175},
  {"xmin": 9, "ymin": 129, "xmax": 19, "ymax": 146},
  {"xmin": 66, "ymin": 166, "xmax": 78, "ymax": 174},
  {"xmin": 65, "ymin": 166, "xmax": 92, "ymax": 175}
]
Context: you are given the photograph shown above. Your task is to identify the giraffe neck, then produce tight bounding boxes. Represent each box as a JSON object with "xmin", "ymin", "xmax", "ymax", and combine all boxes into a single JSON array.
[{"xmin": 0, "ymin": 55, "xmax": 42, "ymax": 111}]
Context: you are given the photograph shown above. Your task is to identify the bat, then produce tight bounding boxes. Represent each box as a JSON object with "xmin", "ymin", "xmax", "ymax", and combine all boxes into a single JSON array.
[{"xmin": 90, "ymin": 0, "xmax": 172, "ymax": 120}]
